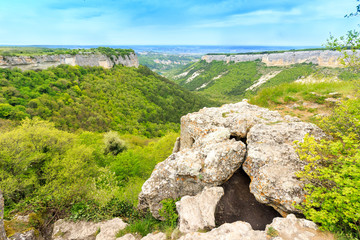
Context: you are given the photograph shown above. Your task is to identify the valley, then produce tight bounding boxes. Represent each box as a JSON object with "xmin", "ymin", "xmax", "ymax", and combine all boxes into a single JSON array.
[{"xmin": 0, "ymin": 46, "xmax": 359, "ymax": 240}]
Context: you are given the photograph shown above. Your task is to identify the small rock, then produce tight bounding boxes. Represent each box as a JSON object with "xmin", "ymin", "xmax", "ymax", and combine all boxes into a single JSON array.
[
  {"xmin": 266, "ymin": 214, "xmax": 335, "ymax": 240},
  {"xmin": 52, "ymin": 218, "xmax": 127, "ymax": 240},
  {"xmin": 176, "ymin": 187, "xmax": 224, "ymax": 233},
  {"xmin": 116, "ymin": 233, "xmax": 137, "ymax": 240},
  {"xmin": 141, "ymin": 232, "xmax": 166, "ymax": 240},
  {"xmin": 178, "ymin": 221, "xmax": 267, "ymax": 240}
]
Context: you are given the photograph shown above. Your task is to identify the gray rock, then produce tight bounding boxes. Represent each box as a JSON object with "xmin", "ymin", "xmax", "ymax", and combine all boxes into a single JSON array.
[
  {"xmin": 8, "ymin": 230, "xmax": 40, "ymax": 240},
  {"xmin": 176, "ymin": 187, "xmax": 224, "ymax": 233},
  {"xmin": 141, "ymin": 233, "xmax": 166, "ymax": 240},
  {"xmin": 178, "ymin": 221, "xmax": 266, "ymax": 240},
  {"xmin": 52, "ymin": 218, "xmax": 127, "ymax": 240},
  {"xmin": 179, "ymin": 101, "xmax": 283, "ymax": 150},
  {"xmin": 116, "ymin": 234, "xmax": 138, "ymax": 240},
  {"xmin": 243, "ymin": 122, "xmax": 326, "ymax": 215},
  {"xmin": 266, "ymin": 214, "xmax": 335, "ymax": 240},
  {"xmin": 177, "ymin": 214, "xmax": 334, "ymax": 240},
  {"xmin": 139, "ymin": 101, "xmax": 326, "ymax": 219}
]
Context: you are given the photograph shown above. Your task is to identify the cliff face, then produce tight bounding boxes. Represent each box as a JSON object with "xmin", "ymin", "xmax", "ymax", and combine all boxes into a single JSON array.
[
  {"xmin": 0, "ymin": 52, "xmax": 139, "ymax": 70},
  {"xmin": 202, "ymin": 50, "xmax": 350, "ymax": 67}
]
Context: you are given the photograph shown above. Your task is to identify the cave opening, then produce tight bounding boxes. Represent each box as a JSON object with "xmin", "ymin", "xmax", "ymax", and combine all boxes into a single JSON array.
[
  {"xmin": 230, "ymin": 134, "xmax": 247, "ymax": 145},
  {"xmin": 215, "ymin": 167, "xmax": 281, "ymax": 230}
]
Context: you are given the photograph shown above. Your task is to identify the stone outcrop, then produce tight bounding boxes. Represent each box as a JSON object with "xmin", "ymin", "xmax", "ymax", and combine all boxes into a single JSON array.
[
  {"xmin": 8, "ymin": 230, "xmax": 39, "ymax": 240},
  {"xmin": 176, "ymin": 187, "xmax": 224, "ymax": 233},
  {"xmin": 138, "ymin": 119, "xmax": 248, "ymax": 218},
  {"xmin": 202, "ymin": 50, "xmax": 357, "ymax": 67},
  {"xmin": 0, "ymin": 53, "xmax": 139, "ymax": 70},
  {"xmin": 138, "ymin": 101, "xmax": 325, "ymax": 219},
  {"xmin": 178, "ymin": 214, "xmax": 334, "ymax": 240},
  {"xmin": 244, "ymin": 121, "xmax": 326, "ymax": 216},
  {"xmin": 52, "ymin": 218, "xmax": 127, "ymax": 240}
]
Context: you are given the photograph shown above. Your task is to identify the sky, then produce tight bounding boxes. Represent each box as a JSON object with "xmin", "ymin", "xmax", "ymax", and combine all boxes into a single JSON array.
[{"xmin": 0, "ymin": 0, "xmax": 359, "ymax": 46}]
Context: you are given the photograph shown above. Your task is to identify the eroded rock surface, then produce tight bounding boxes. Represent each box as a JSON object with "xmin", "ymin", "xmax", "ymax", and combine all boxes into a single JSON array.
[
  {"xmin": 52, "ymin": 218, "xmax": 127, "ymax": 240},
  {"xmin": 178, "ymin": 221, "xmax": 266, "ymax": 240},
  {"xmin": 243, "ymin": 122, "xmax": 326, "ymax": 215},
  {"xmin": 138, "ymin": 127, "xmax": 246, "ymax": 218},
  {"xmin": 138, "ymin": 101, "xmax": 325, "ymax": 219},
  {"xmin": 0, "ymin": 53, "xmax": 139, "ymax": 70},
  {"xmin": 178, "ymin": 214, "xmax": 334, "ymax": 240},
  {"xmin": 202, "ymin": 50, "xmax": 355, "ymax": 67},
  {"xmin": 138, "ymin": 102, "xmax": 283, "ymax": 218},
  {"xmin": 176, "ymin": 187, "xmax": 224, "ymax": 233}
]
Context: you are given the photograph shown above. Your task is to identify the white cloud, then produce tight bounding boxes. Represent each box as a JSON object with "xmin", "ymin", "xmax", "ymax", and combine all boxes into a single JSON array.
[{"xmin": 195, "ymin": 8, "xmax": 302, "ymax": 28}]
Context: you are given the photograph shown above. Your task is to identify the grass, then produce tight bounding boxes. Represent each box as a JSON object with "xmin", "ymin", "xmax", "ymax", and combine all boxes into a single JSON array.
[
  {"xmin": 249, "ymin": 81, "xmax": 356, "ymax": 108},
  {"xmin": 116, "ymin": 212, "xmax": 175, "ymax": 238}
]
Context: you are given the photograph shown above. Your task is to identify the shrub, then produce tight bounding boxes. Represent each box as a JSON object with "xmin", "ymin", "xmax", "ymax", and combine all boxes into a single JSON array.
[
  {"xmin": 159, "ymin": 198, "xmax": 179, "ymax": 228},
  {"xmin": 103, "ymin": 131, "xmax": 127, "ymax": 155},
  {"xmin": 296, "ymin": 98, "xmax": 360, "ymax": 238}
]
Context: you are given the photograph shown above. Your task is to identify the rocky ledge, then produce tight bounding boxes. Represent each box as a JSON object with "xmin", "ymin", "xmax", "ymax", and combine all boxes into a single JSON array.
[
  {"xmin": 201, "ymin": 50, "xmax": 357, "ymax": 67},
  {"xmin": 0, "ymin": 53, "xmax": 139, "ymax": 70}
]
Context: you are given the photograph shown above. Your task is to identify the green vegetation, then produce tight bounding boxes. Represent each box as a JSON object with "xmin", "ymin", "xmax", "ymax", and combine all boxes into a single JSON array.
[
  {"xmin": 249, "ymin": 81, "xmax": 355, "ymax": 108},
  {"xmin": 1, "ymin": 117, "xmax": 179, "ymax": 223},
  {"xmin": 0, "ymin": 46, "xmax": 134, "ymax": 58},
  {"xmin": 0, "ymin": 64, "xmax": 215, "ymax": 137},
  {"xmin": 173, "ymin": 60, "xmax": 262, "ymax": 102},
  {"xmin": 158, "ymin": 198, "xmax": 179, "ymax": 228},
  {"xmin": 296, "ymin": 98, "xmax": 360, "ymax": 239},
  {"xmin": 116, "ymin": 198, "xmax": 179, "ymax": 238},
  {"xmin": 138, "ymin": 52, "xmax": 201, "ymax": 75}
]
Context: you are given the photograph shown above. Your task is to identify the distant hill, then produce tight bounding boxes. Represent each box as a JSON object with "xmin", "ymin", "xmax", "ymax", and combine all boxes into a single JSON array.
[
  {"xmin": 0, "ymin": 64, "xmax": 217, "ymax": 137},
  {"xmin": 171, "ymin": 59, "xmax": 359, "ymax": 103}
]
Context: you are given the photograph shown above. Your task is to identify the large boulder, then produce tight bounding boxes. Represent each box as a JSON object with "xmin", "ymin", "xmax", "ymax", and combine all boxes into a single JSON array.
[
  {"xmin": 179, "ymin": 101, "xmax": 283, "ymax": 150},
  {"xmin": 138, "ymin": 127, "xmax": 246, "ymax": 218},
  {"xmin": 52, "ymin": 218, "xmax": 127, "ymax": 240},
  {"xmin": 243, "ymin": 121, "xmax": 326, "ymax": 215},
  {"xmin": 138, "ymin": 101, "xmax": 326, "ymax": 219},
  {"xmin": 138, "ymin": 102, "xmax": 282, "ymax": 218},
  {"xmin": 176, "ymin": 187, "xmax": 224, "ymax": 233}
]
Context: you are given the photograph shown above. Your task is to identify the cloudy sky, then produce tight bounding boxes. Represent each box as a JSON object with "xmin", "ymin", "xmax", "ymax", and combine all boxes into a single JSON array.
[{"xmin": 0, "ymin": 0, "xmax": 359, "ymax": 46}]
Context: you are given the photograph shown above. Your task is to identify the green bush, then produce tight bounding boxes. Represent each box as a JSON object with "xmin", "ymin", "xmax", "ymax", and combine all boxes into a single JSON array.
[
  {"xmin": 0, "ymin": 118, "xmax": 119, "ymax": 214},
  {"xmin": 296, "ymin": 98, "xmax": 360, "ymax": 238},
  {"xmin": 103, "ymin": 131, "xmax": 127, "ymax": 155},
  {"xmin": 159, "ymin": 198, "xmax": 179, "ymax": 228}
]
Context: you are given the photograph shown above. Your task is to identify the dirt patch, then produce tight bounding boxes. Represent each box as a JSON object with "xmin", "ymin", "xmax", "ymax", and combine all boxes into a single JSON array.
[{"xmin": 215, "ymin": 168, "xmax": 281, "ymax": 230}]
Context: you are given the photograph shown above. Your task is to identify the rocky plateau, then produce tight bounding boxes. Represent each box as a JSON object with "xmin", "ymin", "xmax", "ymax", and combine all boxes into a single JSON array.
[
  {"xmin": 0, "ymin": 53, "xmax": 139, "ymax": 70},
  {"xmin": 202, "ymin": 50, "xmax": 356, "ymax": 67}
]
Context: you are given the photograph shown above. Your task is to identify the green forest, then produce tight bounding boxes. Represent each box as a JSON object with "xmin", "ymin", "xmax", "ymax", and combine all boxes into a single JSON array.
[
  {"xmin": 0, "ymin": 64, "xmax": 215, "ymax": 137},
  {"xmin": 0, "ymin": 53, "xmax": 218, "ymax": 237}
]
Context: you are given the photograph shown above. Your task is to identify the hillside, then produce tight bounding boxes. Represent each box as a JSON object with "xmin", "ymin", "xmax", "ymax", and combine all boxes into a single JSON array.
[
  {"xmin": 0, "ymin": 64, "xmax": 216, "ymax": 137},
  {"xmin": 172, "ymin": 59, "xmax": 360, "ymax": 103}
]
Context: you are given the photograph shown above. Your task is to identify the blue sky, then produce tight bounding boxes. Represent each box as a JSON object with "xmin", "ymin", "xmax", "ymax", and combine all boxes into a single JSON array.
[{"xmin": 0, "ymin": 0, "xmax": 359, "ymax": 46}]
